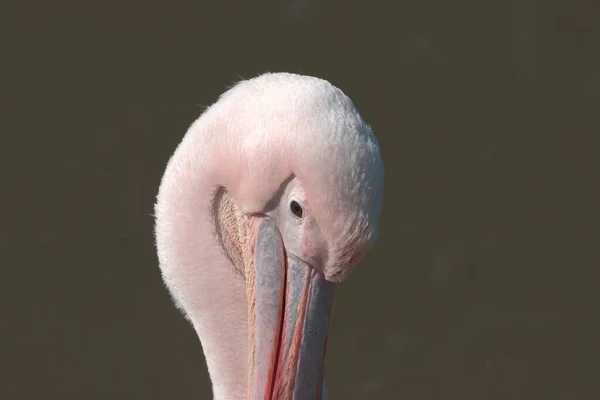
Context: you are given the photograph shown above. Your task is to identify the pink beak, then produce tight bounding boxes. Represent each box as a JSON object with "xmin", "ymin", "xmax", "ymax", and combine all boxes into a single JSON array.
[{"xmin": 250, "ymin": 217, "xmax": 333, "ymax": 400}]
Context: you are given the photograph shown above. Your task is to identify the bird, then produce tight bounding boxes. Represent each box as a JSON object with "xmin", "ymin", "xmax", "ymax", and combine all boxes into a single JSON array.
[{"xmin": 154, "ymin": 72, "xmax": 384, "ymax": 400}]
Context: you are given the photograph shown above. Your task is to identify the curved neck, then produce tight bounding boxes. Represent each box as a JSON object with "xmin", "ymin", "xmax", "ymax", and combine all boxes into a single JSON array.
[{"xmin": 155, "ymin": 120, "xmax": 249, "ymax": 400}]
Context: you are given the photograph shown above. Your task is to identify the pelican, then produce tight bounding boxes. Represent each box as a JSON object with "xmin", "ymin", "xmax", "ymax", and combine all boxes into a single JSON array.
[{"xmin": 154, "ymin": 72, "xmax": 384, "ymax": 400}]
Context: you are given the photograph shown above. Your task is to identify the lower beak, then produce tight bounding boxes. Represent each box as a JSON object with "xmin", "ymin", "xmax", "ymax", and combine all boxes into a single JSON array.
[{"xmin": 249, "ymin": 217, "xmax": 334, "ymax": 400}]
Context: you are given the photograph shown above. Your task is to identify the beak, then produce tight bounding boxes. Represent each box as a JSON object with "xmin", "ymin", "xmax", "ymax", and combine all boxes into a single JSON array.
[{"xmin": 248, "ymin": 217, "xmax": 334, "ymax": 400}]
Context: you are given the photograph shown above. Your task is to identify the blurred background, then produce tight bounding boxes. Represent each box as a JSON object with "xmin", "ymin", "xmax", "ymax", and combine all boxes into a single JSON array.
[{"xmin": 2, "ymin": 0, "xmax": 598, "ymax": 399}]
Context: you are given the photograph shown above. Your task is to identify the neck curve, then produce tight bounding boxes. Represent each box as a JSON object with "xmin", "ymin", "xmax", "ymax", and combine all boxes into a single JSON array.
[{"xmin": 155, "ymin": 117, "xmax": 249, "ymax": 400}]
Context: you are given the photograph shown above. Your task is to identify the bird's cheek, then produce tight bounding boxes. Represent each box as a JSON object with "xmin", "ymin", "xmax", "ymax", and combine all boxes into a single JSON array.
[{"xmin": 298, "ymin": 220, "xmax": 329, "ymax": 275}]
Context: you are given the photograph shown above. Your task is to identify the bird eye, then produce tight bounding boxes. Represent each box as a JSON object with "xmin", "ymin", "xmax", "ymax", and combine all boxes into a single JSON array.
[{"xmin": 290, "ymin": 200, "xmax": 303, "ymax": 219}]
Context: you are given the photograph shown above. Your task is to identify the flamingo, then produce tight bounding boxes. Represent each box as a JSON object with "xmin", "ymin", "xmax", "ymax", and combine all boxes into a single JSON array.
[{"xmin": 154, "ymin": 72, "xmax": 384, "ymax": 400}]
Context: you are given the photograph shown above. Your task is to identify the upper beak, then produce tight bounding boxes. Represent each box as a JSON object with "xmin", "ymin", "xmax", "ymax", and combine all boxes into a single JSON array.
[{"xmin": 248, "ymin": 217, "xmax": 334, "ymax": 400}]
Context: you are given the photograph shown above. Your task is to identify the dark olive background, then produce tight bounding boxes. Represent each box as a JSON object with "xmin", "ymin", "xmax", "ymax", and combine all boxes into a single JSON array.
[{"xmin": 2, "ymin": 1, "xmax": 598, "ymax": 399}]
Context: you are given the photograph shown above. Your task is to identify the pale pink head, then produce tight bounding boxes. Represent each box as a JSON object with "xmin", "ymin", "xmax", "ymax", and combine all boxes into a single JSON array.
[{"xmin": 155, "ymin": 72, "xmax": 384, "ymax": 400}]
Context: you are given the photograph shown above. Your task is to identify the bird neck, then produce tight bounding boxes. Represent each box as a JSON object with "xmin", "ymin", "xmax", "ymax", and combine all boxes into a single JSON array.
[{"xmin": 155, "ymin": 121, "xmax": 250, "ymax": 400}]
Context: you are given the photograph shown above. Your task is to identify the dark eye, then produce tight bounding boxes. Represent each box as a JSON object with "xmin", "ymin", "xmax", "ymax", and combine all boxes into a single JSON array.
[{"xmin": 290, "ymin": 200, "xmax": 303, "ymax": 218}]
